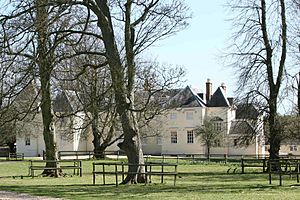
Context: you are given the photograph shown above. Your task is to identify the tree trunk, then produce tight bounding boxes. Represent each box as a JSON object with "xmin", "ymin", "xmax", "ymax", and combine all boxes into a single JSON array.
[
  {"xmin": 35, "ymin": 0, "xmax": 58, "ymax": 176},
  {"xmin": 7, "ymin": 142, "xmax": 15, "ymax": 153},
  {"xmin": 268, "ymin": 92, "xmax": 281, "ymax": 166},
  {"xmin": 261, "ymin": 0, "xmax": 286, "ymax": 161},
  {"xmin": 207, "ymin": 146, "xmax": 211, "ymax": 162},
  {"xmin": 94, "ymin": 1, "xmax": 145, "ymax": 184},
  {"xmin": 116, "ymin": 95, "xmax": 146, "ymax": 184},
  {"xmin": 297, "ymin": 72, "xmax": 300, "ymax": 116},
  {"xmin": 92, "ymin": 116, "xmax": 104, "ymax": 159},
  {"xmin": 268, "ymin": 113, "xmax": 280, "ymax": 160}
]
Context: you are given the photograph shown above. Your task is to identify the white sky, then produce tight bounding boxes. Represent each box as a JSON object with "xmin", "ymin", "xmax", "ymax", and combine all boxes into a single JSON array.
[{"xmin": 148, "ymin": 0, "xmax": 235, "ymax": 96}]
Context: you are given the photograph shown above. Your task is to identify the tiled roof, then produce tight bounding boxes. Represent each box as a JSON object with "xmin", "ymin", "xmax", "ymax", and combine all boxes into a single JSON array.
[
  {"xmin": 207, "ymin": 87, "xmax": 230, "ymax": 107},
  {"xmin": 53, "ymin": 90, "xmax": 82, "ymax": 113},
  {"xmin": 229, "ymin": 120, "xmax": 255, "ymax": 135},
  {"xmin": 236, "ymin": 104, "xmax": 260, "ymax": 119},
  {"xmin": 167, "ymin": 86, "xmax": 206, "ymax": 108}
]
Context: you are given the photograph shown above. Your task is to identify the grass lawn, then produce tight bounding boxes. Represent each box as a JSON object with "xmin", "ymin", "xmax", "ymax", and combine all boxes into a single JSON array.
[{"xmin": 0, "ymin": 159, "xmax": 299, "ymax": 199}]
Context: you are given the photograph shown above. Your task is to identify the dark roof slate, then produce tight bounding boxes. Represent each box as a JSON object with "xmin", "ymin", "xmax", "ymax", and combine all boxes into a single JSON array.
[
  {"xmin": 167, "ymin": 86, "xmax": 206, "ymax": 108},
  {"xmin": 229, "ymin": 120, "xmax": 255, "ymax": 135},
  {"xmin": 53, "ymin": 90, "xmax": 82, "ymax": 113},
  {"xmin": 207, "ymin": 87, "xmax": 230, "ymax": 107},
  {"xmin": 236, "ymin": 104, "xmax": 260, "ymax": 119}
]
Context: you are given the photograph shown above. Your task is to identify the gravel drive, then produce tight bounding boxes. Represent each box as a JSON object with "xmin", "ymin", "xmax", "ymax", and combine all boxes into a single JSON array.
[{"xmin": 0, "ymin": 191, "xmax": 63, "ymax": 200}]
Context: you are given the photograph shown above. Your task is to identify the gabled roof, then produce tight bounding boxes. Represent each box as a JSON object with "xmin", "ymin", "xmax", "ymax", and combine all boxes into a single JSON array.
[
  {"xmin": 53, "ymin": 91, "xmax": 73, "ymax": 113},
  {"xmin": 229, "ymin": 120, "xmax": 255, "ymax": 135},
  {"xmin": 53, "ymin": 90, "xmax": 82, "ymax": 113},
  {"xmin": 166, "ymin": 86, "xmax": 206, "ymax": 108},
  {"xmin": 207, "ymin": 87, "xmax": 231, "ymax": 107},
  {"xmin": 236, "ymin": 104, "xmax": 260, "ymax": 119}
]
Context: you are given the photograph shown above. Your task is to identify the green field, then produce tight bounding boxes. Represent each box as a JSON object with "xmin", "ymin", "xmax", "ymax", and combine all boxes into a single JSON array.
[{"xmin": 0, "ymin": 159, "xmax": 299, "ymax": 199}]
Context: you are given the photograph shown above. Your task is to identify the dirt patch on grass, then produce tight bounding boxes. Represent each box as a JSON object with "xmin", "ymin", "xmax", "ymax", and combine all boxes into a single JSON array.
[{"xmin": 0, "ymin": 190, "xmax": 63, "ymax": 200}]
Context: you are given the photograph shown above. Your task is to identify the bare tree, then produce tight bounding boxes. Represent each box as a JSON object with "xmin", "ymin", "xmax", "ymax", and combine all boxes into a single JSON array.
[
  {"xmin": 194, "ymin": 119, "xmax": 223, "ymax": 161},
  {"xmin": 59, "ymin": 0, "xmax": 190, "ymax": 183},
  {"xmin": 227, "ymin": 0, "xmax": 288, "ymax": 159},
  {"xmin": 0, "ymin": 0, "xmax": 94, "ymax": 175}
]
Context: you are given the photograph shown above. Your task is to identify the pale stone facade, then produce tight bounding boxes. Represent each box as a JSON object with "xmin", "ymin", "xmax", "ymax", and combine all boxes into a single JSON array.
[
  {"xmin": 142, "ymin": 80, "xmax": 266, "ymax": 157},
  {"xmin": 16, "ymin": 81, "xmax": 267, "ymax": 157}
]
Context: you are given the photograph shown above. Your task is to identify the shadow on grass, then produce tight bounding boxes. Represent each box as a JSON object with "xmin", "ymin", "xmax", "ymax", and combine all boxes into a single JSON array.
[
  {"xmin": 0, "ymin": 174, "xmax": 285, "ymax": 200},
  {"xmin": 1, "ymin": 172, "xmax": 299, "ymax": 199},
  {"xmin": 0, "ymin": 183, "xmax": 280, "ymax": 199}
]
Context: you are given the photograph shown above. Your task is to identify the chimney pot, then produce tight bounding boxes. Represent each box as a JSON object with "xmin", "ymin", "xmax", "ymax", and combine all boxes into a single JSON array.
[{"xmin": 206, "ymin": 79, "xmax": 212, "ymax": 102}]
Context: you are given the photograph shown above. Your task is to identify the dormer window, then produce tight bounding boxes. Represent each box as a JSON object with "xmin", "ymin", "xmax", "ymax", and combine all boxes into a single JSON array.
[{"xmin": 210, "ymin": 117, "xmax": 223, "ymax": 131}]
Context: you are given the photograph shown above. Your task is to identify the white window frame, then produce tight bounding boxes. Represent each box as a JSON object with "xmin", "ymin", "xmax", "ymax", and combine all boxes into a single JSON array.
[
  {"xmin": 214, "ymin": 122, "xmax": 222, "ymax": 131},
  {"xmin": 171, "ymin": 131, "xmax": 177, "ymax": 144},
  {"xmin": 25, "ymin": 135, "xmax": 31, "ymax": 146},
  {"xmin": 187, "ymin": 130, "xmax": 194, "ymax": 144}
]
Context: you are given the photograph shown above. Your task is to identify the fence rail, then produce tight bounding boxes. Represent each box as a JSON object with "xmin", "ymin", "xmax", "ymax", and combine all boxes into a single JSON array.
[
  {"xmin": 57, "ymin": 151, "xmax": 300, "ymax": 164},
  {"xmin": 28, "ymin": 159, "xmax": 82, "ymax": 178},
  {"xmin": 268, "ymin": 159, "xmax": 300, "ymax": 186},
  {"xmin": 7, "ymin": 153, "xmax": 24, "ymax": 161},
  {"xmin": 57, "ymin": 151, "xmax": 126, "ymax": 160},
  {"xmin": 92, "ymin": 162, "xmax": 178, "ymax": 186}
]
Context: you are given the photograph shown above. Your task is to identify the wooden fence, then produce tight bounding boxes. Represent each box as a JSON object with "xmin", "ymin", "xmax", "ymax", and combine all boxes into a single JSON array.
[
  {"xmin": 57, "ymin": 150, "xmax": 125, "ymax": 160},
  {"xmin": 92, "ymin": 162, "xmax": 178, "ymax": 186},
  {"xmin": 268, "ymin": 159, "xmax": 300, "ymax": 186}
]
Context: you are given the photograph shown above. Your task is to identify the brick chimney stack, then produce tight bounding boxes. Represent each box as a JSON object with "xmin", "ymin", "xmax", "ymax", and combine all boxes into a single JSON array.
[{"xmin": 206, "ymin": 78, "xmax": 212, "ymax": 102}]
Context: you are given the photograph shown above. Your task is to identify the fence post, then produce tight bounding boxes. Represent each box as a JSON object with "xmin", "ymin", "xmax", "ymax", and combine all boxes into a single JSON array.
[
  {"xmin": 115, "ymin": 164, "xmax": 118, "ymax": 187},
  {"xmin": 93, "ymin": 163, "xmax": 95, "ymax": 185},
  {"xmin": 279, "ymin": 161, "xmax": 282, "ymax": 186},
  {"xmin": 145, "ymin": 164, "xmax": 148, "ymax": 184},
  {"xmin": 149, "ymin": 165, "xmax": 152, "ymax": 182},
  {"xmin": 297, "ymin": 163, "xmax": 299, "ymax": 183},
  {"xmin": 263, "ymin": 159, "xmax": 266, "ymax": 173},
  {"xmin": 103, "ymin": 164, "xmax": 106, "ymax": 185},
  {"xmin": 161, "ymin": 164, "xmax": 164, "ymax": 183},
  {"xmin": 122, "ymin": 162, "xmax": 125, "ymax": 182},
  {"xmin": 241, "ymin": 159, "xmax": 244, "ymax": 174},
  {"xmin": 269, "ymin": 160, "xmax": 272, "ymax": 184},
  {"xmin": 174, "ymin": 165, "xmax": 177, "ymax": 186}
]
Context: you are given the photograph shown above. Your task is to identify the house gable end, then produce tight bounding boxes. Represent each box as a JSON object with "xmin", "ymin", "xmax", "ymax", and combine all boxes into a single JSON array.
[
  {"xmin": 167, "ymin": 86, "xmax": 206, "ymax": 108},
  {"xmin": 207, "ymin": 87, "xmax": 230, "ymax": 107}
]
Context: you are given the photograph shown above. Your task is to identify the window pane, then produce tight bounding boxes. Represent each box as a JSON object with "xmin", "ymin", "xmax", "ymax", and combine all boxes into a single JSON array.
[
  {"xmin": 187, "ymin": 130, "xmax": 194, "ymax": 143},
  {"xmin": 171, "ymin": 131, "xmax": 177, "ymax": 144},
  {"xmin": 25, "ymin": 135, "xmax": 30, "ymax": 146}
]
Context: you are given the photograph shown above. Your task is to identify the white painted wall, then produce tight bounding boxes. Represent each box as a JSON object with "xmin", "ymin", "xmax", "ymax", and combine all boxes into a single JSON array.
[{"xmin": 16, "ymin": 112, "xmax": 94, "ymax": 156}]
